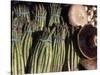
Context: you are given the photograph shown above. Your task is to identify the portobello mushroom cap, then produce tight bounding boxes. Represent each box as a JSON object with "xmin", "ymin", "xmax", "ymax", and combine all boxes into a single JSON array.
[
  {"xmin": 68, "ymin": 5, "xmax": 88, "ymax": 27},
  {"xmin": 77, "ymin": 24, "xmax": 97, "ymax": 60},
  {"xmin": 80, "ymin": 58, "xmax": 97, "ymax": 70}
]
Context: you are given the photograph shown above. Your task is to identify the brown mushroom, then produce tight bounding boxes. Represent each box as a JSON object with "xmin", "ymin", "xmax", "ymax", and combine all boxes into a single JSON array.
[
  {"xmin": 77, "ymin": 24, "xmax": 97, "ymax": 60},
  {"xmin": 80, "ymin": 58, "xmax": 97, "ymax": 70},
  {"xmin": 68, "ymin": 5, "xmax": 88, "ymax": 27}
]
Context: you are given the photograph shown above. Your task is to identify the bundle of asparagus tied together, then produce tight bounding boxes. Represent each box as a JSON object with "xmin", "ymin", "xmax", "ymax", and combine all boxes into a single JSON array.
[
  {"xmin": 51, "ymin": 25, "xmax": 67, "ymax": 72},
  {"xmin": 34, "ymin": 4, "xmax": 47, "ymax": 30},
  {"xmin": 12, "ymin": 4, "xmax": 32, "ymax": 75},
  {"xmin": 66, "ymin": 27, "xmax": 80, "ymax": 71},
  {"xmin": 13, "ymin": 4, "xmax": 30, "ymax": 22},
  {"xmin": 30, "ymin": 27, "xmax": 55, "ymax": 73},
  {"xmin": 49, "ymin": 4, "xmax": 61, "ymax": 26}
]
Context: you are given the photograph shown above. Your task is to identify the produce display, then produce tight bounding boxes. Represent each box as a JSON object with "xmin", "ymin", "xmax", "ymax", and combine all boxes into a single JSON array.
[{"xmin": 11, "ymin": 1, "xmax": 97, "ymax": 75}]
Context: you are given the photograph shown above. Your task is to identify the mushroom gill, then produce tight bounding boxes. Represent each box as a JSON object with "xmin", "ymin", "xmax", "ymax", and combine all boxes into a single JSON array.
[{"xmin": 77, "ymin": 24, "xmax": 97, "ymax": 60}]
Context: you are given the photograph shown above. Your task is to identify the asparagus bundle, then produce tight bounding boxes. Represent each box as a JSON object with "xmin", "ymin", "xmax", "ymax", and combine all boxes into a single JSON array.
[
  {"xmin": 12, "ymin": 4, "xmax": 30, "ymax": 40},
  {"xmin": 49, "ymin": 4, "xmax": 61, "ymax": 26},
  {"xmin": 12, "ymin": 4, "xmax": 32, "ymax": 74},
  {"xmin": 50, "ymin": 25, "xmax": 67, "ymax": 72},
  {"xmin": 67, "ymin": 27, "xmax": 80, "ymax": 71},
  {"xmin": 31, "ymin": 27, "xmax": 56, "ymax": 73},
  {"xmin": 13, "ymin": 4, "xmax": 30, "ymax": 22},
  {"xmin": 11, "ymin": 12, "xmax": 25, "ymax": 75},
  {"xmin": 33, "ymin": 4, "xmax": 47, "ymax": 30}
]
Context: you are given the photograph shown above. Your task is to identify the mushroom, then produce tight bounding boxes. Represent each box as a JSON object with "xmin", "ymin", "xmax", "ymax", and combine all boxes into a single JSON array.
[
  {"xmin": 77, "ymin": 24, "xmax": 97, "ymax": 60},
  {"xmin": 68, "ymin": 5, "xmax": 88, "ymax": 27},
  {"xmin": 80, "ymin": 58, "xmax": 97, "ymax": 70},
  {"xmin": 92, "ymin": 6, "xmax": 97, "ymax": 11},
  {"xmin": 84, "ymin": 6, "xmax": 88, "ymax": 12}
]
